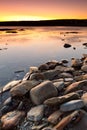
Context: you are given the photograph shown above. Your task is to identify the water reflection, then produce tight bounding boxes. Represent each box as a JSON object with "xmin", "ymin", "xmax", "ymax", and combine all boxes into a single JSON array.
[{"xmin": 0, "ymin": 26, "xmax": 87, "ymax": 86}]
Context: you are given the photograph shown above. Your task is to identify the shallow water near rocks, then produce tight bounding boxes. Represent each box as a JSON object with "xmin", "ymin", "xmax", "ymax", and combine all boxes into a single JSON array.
[{"xmin": 0, "ymin": 26, "xmax": 87, "ymax": 86}]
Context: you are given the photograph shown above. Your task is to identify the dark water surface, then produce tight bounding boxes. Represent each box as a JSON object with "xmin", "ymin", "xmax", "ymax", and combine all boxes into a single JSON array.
[{"xmin": 0, "ymin": 26, "xmax": 87, "ymax": 86}]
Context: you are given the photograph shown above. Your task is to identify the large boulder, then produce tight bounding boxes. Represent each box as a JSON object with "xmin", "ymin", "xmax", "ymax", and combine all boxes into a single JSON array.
[
  {"xmin": 10, "ymin": 80, "xmax": 40, "ymax": 97},
  {"xmin": 30, "ymin": 80, "xmax": 58, "ymax": 105}
]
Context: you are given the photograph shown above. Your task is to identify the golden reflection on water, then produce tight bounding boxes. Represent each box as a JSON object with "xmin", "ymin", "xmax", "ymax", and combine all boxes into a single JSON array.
[{"xmin": 0, "ymin": 26, "xmax": 87, "ymax": 85}]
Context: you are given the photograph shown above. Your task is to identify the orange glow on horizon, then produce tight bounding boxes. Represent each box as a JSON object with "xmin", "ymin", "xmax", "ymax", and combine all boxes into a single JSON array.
[{"xmin": 0, "ymin": 15, "xmax": 87, "ymax": 22}]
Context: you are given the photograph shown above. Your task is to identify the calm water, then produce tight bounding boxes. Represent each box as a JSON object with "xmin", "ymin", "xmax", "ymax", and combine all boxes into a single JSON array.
[{"xmin": 0, "ymin": 26, "xmax": 87, "ymax": 86}]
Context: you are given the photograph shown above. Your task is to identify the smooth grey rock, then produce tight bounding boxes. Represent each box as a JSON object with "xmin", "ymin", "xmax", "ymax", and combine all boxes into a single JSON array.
[
  {"xmin": 60, "ymin": 100, "xmax": 84, "ymax": 112},
  {"xmin": 30, "ymin": 80, "xmax": 58, "ymax": 105},
  {"xmin": 29, "ymin": 73, "xmax": 45, "ymax": 80},
  {"xmin": 81, "ymin": 65, "xmax": 87, "ymax": 72},
  {"xmin": 10, "ymin": 80, "xmax": 40, "ymax": 97},
  {"xmin": 59, "ymin": 72, "xmax": 73, "ymax": 78},
  {"xmin": 27, "ymin": 105, "xmax": 44, "ymax": 122},
  {"xmin": 42, "ymin": 69, "xmax": 59, "ymax": 80},
  {"xmin": 53, "ymin": 81, "xmax": 65, "ymax": 91}
]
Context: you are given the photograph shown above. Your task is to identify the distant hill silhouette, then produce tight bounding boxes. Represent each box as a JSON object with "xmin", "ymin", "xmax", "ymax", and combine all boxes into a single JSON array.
[{"xmin": 0, "ymin": 19, "xmax": 87, "ymax": 26}]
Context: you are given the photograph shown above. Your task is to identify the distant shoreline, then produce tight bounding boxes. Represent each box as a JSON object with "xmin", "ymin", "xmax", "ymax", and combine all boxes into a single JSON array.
[{"xmin": 0, "ymin": 19, "xmax": 87, "ymax": 26}]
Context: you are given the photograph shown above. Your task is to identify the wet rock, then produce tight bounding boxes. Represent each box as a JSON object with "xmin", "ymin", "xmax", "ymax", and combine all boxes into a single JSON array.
[
  {"xmin": 60, "ymin": 100, "xmax": 84, "ymax": 112},
  {"xmin": 44, "ymin": 92, "xmax": 80, "ymax": 106},
  {"xmin": 59, "ymin": 72, "xmax": 73, "ymax": 78},
  {"xmin": 10, "ymin": 80, "xmax": 40, "ymax": 97},
  {"xmin": 81, "ymin": 65, "xmax": 87, "ymax": 72},
  {"xmin": 3, "ymin": 80, "xmax": 21, "ymax": 92},
  {"xmin": 1, "ymin": 110, "xmax": 25, "ymax": 130},
  {"xmin": 30, "ymin": 80, "xmax": 58, "ymax": 105},
  {"xmin": 29, "ymin": 73, "xmax": 45, "ymax": 80},
  {"xmin": 64, "ymin": 43, "xmax": 71, "ymax": 48},
  {"xmin": 65, "ymin": 80, "xmax": 87, "ymax": 94},
  {"xmin": 53, "ymin": 81, "xmax": 65, "ymax": 91},
  {"xmin": 38, "ymin": 63, "xmax": 49, "ymax": 71},
  {"xmin": 42, "ymin": 69, "xmax": 59, "ymax": 80},
  {"xmin": 53, "ymin": 110, "xmax": 83, "ymax": 130},
  {"xmin": 27, "ymin": 105, "xmax": 44, "ymax": 122},
  {"xmin": 47, "ymin": 110, "xmax": 63, "ymax": 125}
]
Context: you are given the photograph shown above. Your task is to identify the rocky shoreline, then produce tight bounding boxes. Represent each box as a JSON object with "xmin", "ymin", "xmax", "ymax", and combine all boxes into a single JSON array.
[{"xmin": 0, "ymin": 54, "xmax": 87, "ymax": 130}]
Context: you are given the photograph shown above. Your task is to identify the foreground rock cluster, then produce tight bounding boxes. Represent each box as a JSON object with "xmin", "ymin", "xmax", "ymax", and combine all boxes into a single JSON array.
[{"xmin": 0, "ymin": 54, "xmax": 87, "ymax": 130}]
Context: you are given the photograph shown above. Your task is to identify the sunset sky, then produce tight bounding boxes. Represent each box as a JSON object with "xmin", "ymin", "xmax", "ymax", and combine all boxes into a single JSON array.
[{"xmin": 0, "ymin": 0, "xmax": 87, "ymax": 21}]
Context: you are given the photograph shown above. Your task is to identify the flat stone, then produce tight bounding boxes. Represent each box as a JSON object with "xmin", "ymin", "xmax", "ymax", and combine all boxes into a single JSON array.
[
  {"xmin": 42, "ymin": 69, "xmax": 59, "ymax": 80},
  {"xmin": 10, "ymin": 80, "xmax": 40, "ymax": 97},
  {"xmin": 29, "ymin": 73, "xmax": 45, "ymax": 80},
  {"xmin": 47, "ymin": 110, "xmax": 63, "ymax": 125},
  {"xmin": 27, "ymin": 105, "xmax": 44, "ymax": 122},
  {"xmin": 59, "ymin": 72, "xmax": 73, "ymax": 78},
  {"xmin": 81, "ymin": 65, "xmax": 87, "ymax": 72},
  {"xmin": 53, "ymin": 81, "xmax": 65, "ymax": 91},
  {"xmin": 1, "ymin": 110, "xmax": 25, "ymax": 130},
  {"xmin": 60, "ymin": 100, "xmax": 84, "ymax": 112},
  {"xmin": 65, "ymin": 80, "xmax": 87, "ymax": 94},
  {"xmin": 44, "ymin": 92, "xmax": 80, "ymax": 106},
  {"xmin": 30, "ymin": 80, "xmax": 58, "ymax": 105},
  {"xmin": 53, "ymin": 110, "xmax": 83, "ymax": 130},
  {"xmin": 75, "ymin": 74, "xmax": 87, "ymax": 81},
  {"xmin": 3, "ymin": 80, "xmax": 21, "ymax": 92}
]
